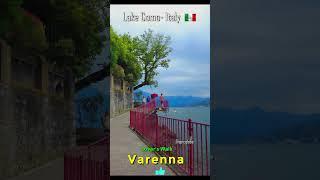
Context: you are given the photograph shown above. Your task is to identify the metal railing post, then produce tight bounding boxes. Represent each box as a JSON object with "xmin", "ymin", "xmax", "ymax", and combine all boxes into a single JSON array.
[
  {"xmin": 129, "ymin": 110, "xmax": 132, "ymax": 129},
  {"xmin": 64, "ymin": 155, "xmax": 67, "ymax": 180},
  {"xmin": 188, "ymin": 119, "xmax": 193, "ymax": 176},
  {"xmin": 79, "ymin": 155, "xmax": 83, "ymax": 180},
  {"xmin": 155, "ymin": 115, "xmax": 158, "ymax": 147},
  {"xmin": 126, "ymin": 98, "xmax": 210, "ymax": 176}
]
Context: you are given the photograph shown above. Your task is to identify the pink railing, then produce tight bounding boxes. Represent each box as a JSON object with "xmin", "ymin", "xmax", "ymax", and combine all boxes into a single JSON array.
[
  {"xmin": 64, "ymin": 136, "xmax": 109, "ymax": 180},
  {"xmin": 130, "ymin": 101, "xmax": 210, "ymax": 176},
  {"xmin": 139, "ymin": 98, "xmax": 157, "ymax": 113},
  {"xmin": 130, "ymin": 98, "xmax": 166, "ymax": 128}
]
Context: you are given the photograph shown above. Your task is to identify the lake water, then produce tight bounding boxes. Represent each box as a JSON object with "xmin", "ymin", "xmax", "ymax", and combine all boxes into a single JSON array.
[
  {"xmin": 158, "ymin": 106, "xmax": 210, "ymax": 125},
  {"xmin": 158, "ymin": 106, "xmax": 211, "ymax": 175}
]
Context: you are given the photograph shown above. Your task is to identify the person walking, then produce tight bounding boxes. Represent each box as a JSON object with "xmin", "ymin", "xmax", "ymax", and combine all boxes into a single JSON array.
[
  {"xmin": 142, "ymin": 96, "xmax": 146, "ymax": 104},
  {"xmin": 160, "ymin": 93, "xmax": 164, "ymax": 108}
]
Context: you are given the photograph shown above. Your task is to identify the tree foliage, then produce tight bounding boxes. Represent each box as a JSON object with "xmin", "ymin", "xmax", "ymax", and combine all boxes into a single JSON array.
[
  {"xmin": 110, "ymin": 27, "xmax": 141, "ymax": 84},
  {"xmin": 0, "ymin": 0, "xmax": 23, "ymax": 36},
  {"xmin": 0, "ymin": 0, "xmax": 109, "ymax": 78},
  {"xmin": 134, "ymin": 29, "xmax": 172, "ymax": 90},
  {"xmin": 111, "ymin": 27, "xmax": 172, "ymax": 90},
  {"xmin": 0, "ymin": 0, "xmax": 48, "ymax": 52}
]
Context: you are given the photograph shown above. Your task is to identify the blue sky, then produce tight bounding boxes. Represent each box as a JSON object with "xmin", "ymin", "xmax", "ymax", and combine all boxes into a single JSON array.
[{"xmin": 111, "ymin": 5, "xmax": 210, "ymax": 97}]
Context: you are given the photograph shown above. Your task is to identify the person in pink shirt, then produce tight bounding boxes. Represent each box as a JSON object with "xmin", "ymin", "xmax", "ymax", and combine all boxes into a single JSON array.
[{"xmin": 160, "ymin": 93, "xmax": 164, "ymax": 108}]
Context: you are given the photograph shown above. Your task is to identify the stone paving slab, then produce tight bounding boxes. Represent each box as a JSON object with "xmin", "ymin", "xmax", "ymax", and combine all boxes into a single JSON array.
[
  {"xmin": 110, "ymin": 112, "xmax": 175, "ymax": 176},
  {"xmin": 8, "ymin": 158, "xmax": 63, "ymax": 180}
]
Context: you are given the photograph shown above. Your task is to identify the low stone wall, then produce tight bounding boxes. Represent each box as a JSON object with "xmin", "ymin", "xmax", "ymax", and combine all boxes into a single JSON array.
[
  {"xmin": 0, "ymin": 83, "xmax": 75, "ymax": 179},
  {"xmin": 0, "ymin": 40, "xmax": 75, "ymax": 179},
  {"xmin": 110, "ymin": 75, "xmax": 133, "ymax": 118}
]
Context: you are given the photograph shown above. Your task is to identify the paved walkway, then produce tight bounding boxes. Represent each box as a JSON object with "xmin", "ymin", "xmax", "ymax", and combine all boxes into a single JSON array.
[
  {"xmin": 8, "ymin": 158, "xmax": 63, "ymax": 180},
  {"xmin": 110, "ymin": 112, "xmax": 175, "ymax": 176}
]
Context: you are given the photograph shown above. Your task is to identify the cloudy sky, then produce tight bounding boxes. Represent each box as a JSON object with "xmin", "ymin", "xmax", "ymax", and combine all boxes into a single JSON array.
[
  {"xmin": 213, "ymin": 0, "xmax": 320, "ymax": 114},
  {"xmin": 111, "ymin": 5, "xmax": 210, "ymax": 97}
]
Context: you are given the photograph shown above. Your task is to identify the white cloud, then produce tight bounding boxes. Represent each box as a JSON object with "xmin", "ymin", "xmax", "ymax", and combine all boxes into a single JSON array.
[{"xmin": 111, "ymin": 5, "xmax": 210, "ymax": 97}]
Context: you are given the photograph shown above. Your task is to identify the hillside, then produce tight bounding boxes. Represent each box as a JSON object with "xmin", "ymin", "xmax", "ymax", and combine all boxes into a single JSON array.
[{"xmin": 213, "ymin": 107, "xmax": 320, "ymax": 144}]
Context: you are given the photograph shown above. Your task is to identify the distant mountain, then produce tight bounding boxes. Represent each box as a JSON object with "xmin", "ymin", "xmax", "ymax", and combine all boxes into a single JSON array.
[
  {"xmin": 213, "ymin": 107, "xmax": 320, "ymax": 144},
  {"xmin": 133, "ymin": 90, "xmax": 151, "ymax": 101},
  {"xmin": 165, "ymin": 96, "xmax": 210, "ymax": 107},
  {"xmin": 134, "ymin": 90, "xmax": 210, "ymax": 107}
]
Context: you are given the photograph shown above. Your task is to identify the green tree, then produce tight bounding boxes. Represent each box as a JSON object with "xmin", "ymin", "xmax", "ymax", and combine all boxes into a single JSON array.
[
  {"xmin": 1, "ymin": 0, "xmax": 110, "ymax": 89},
  {"xmin": 0, "ymin": 0, "xmax": 48, "ymax": 52},
  {"xmin": 0, "ymin": 0, "xmax": 23, "ymax": 37},
  {"xmin": 134, "ymin": 29, "xmax": 172, "ymax": 90},
  {"xmin": 110, "ymin": 26, "xmax": 142, "ymax": 85},
  {"xmin": 22, "ymin": 0, "xmax": 109, "ymax": 78},
  {"xmin": 111, "ymin": 28, "xmax": 172, "ymax": 90}
]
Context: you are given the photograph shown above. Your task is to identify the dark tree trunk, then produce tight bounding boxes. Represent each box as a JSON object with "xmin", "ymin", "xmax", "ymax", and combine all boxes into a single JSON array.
[
  {"xmin": 75, "ymin": 64, "xmax": 110, "ymax": 92},
  {"xmin": 133, "ymin": 81, "xmax": 149, "ymax": 90}
]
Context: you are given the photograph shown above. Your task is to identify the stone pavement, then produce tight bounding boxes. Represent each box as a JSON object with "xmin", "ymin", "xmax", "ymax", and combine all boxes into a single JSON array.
[
  {"xmin": 110, "ymin": 111, "xmax": 175, "ymax": 176},
  {"xmin": 7, "ymin": 111, "xmax": 176, "ymax": 179},
  {"xmin": 8, "ymin": 158, "xmax": 63, "ymax": 180}
]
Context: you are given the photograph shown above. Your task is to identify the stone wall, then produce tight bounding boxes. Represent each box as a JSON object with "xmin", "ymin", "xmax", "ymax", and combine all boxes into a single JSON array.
[
  {"xmin": 0, "ymin": 39, "xmax": 75, "ymax": 179},
  {"xmin": 110, "ymin": 75, "xmax": 133, "ymax": 118}
]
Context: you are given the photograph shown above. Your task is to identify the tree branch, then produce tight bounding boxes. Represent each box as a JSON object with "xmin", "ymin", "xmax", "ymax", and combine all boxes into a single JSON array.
[
  {"xmin": 75, "ymin": 63, "xmax": 110, "ymax": 92},
  {"xmin": 133, "ymin": 81, "xmax": 149, "ymax": 90}
]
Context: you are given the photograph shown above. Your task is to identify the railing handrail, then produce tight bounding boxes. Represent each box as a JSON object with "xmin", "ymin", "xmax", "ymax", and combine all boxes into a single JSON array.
[
  {"xmin": 133, "ymin": 98, "xmax": 209, "ymax": 126},
  {"xmin": 64, "ymin": 135, "xmax": 108, "ymax": 180},
  {"xmin": 130, "ymin": 99, "xmax": 210, "ymax": 176},
  {"xmin": 64, "ymin": 135, "xmax": 108, "ymax": 154},
  {"xmin": 87, "ymin": 136, "xmax": 108, "ymax": 148},
  {"xmin": 133, "ymin": 98, "xmax": 156, "ymax": 109},
  {"xmin": 158, "ymin": 116, "xmax": 210, "ymax": 126},
  {"xmin": 133, "ymin": 97, "xmax": 170, "ymax": 110}
]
